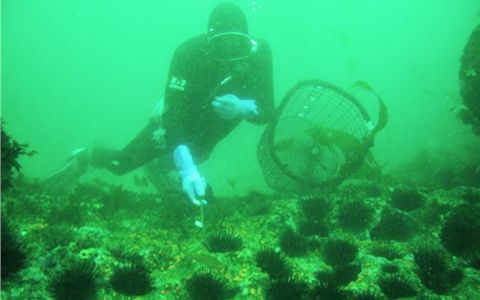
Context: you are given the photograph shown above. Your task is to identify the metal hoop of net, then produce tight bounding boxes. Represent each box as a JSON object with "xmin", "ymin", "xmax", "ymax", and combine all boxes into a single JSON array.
[{"xmin": 258, "ymin": 80, "xmax": 380, "ymax": 194}]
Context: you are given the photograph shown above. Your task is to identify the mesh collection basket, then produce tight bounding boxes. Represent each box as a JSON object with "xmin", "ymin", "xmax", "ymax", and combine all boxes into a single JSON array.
[{"xmin": 257, "ymin": 80, "xmax": 386, "ymax": 194}]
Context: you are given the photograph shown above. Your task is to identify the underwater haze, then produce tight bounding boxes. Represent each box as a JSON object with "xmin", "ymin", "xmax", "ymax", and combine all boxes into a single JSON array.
[
  {"xmin": 2, "ymin": 0, "xmax": 479, "ymax": 195},
  {"xmin": 3, "ymin": 1, "xmax": 480, "ymax": 300},
  {"xmin": 3, "ymin": 0, "xmax": 480, "ymax": 194}
]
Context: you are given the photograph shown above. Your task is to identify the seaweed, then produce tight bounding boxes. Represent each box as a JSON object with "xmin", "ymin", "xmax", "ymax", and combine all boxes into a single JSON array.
[{"xmin": 1, "ymin": 122, "xmax": 35, "ymax": 191}]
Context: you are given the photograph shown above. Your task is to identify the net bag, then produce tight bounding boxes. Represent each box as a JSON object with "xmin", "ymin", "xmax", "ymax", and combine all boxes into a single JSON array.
[{"xmin": 257, "ymin": 80, "xmax": 386, "ymax": 194}]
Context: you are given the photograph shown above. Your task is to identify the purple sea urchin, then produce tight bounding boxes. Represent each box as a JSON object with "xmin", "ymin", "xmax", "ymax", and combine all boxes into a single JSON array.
[
  {"xmin": 110, "ymin": 263, "xmax": 153, "ymax": 296},
  {"xmin": 323, "ymin": 238, "xmax": 358, "ymax": 266},
  {"xmin": 266, "ymin": 278, "xmax": 309, "ymax": 300},
  {"xmin": 1, "ymin": 219, "xmax": 27, "ymax": 280},
  {"xmin": 414, "ymin": 245, "xmax": 463, "ymax": 294},
  {"xmin": 352, "ymin": 289, "xmax": 385, "ymax": 300},
  {"xmin": 310, "ymin": 283, "xmax": 347, "ymax": 299},
  {"xmin": 440, "ymin": 204, "xmax": 480, "ymax": 257},
  {"xmin": 299, "ymin": 195, "xmax": 331, "ymax": 220},
  {"xmin": 390, "ymin": 186, "xmax": 425, "ymax": 212},
  {"xmin": 298, "ymin": 219, "xmax": 329, "ymax": 237},
  {"xmin": 316, "ymin": 262, "xmax": 361, "ymax": 287},
  {"xmin": 467, "ymin": 252, "xmax": 480, "ymax": 270},
  {"xmin": 187, "ymin": 270, "xmax": 230, "ymax": 300},
  {"xmin": 279, "ymin": 228, "xmax": 310, "ymax": 257},
  {"xmin": 255, "ymin": 247, "xmax": 292, "ymax": 280},
  {"xmin": 378, "ymin": 274, "xmax": 417, "ymax": 299},
  {"xmin": 381, "ymin": 263, "xmax": 399, "ymax": 274},
  {"xmin": 206, "ymin": 231, "xmax": 243, "ymax": 253},
  {"xmin": 337, "ymin": 200, "xmax": 374, "ymax": 231},
  {"xmin": 370, "ymin": 210, "xmax": 416, "ymax": 241},
  {"xmin": 49, "ymin": 260, "xmax": 98, "ymax": 300},
  {"xmin": 370, "ymin": 244, "xmax": 403, "ymax": 261}
]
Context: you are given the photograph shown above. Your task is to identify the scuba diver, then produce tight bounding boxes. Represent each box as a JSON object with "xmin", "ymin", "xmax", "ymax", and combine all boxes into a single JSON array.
[
  {"xmin": 43, "ymin": 2, "xmax": 274, "ymax": 205},
  {"xmin": 459, "ymin": 23, "xmax": 480, "ymax": 135}
]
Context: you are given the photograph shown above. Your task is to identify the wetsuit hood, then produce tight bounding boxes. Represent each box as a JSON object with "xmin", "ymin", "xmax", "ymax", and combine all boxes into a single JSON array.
[{"xmin": 208, "ymin": 3, "xmax": 248, "ymax": 35}]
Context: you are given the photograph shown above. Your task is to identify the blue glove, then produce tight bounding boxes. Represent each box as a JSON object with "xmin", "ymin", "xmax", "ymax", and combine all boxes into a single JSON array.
[
  {"xmin": 173, "ymin": 145, "xmax": 207, "ymax": 206},
  {"xmin": 212, "ymin": 94, "xmax": 258, "ymax": 120}
]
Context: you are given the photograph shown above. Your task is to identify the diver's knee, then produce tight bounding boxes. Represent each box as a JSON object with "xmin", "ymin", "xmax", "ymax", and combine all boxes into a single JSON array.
[{"xmin": 106, "ymin": 161, "xmax": 132, "ymax": 175}]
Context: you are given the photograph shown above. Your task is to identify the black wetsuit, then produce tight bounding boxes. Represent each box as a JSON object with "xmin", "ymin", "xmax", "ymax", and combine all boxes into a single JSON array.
[
  {"xmin": 460, "ymin": 23, "xmax": 480, "ymax": 135},
  {"xmin": 91, "ymin": 33, "xmax": 274, "ymax": 174}
]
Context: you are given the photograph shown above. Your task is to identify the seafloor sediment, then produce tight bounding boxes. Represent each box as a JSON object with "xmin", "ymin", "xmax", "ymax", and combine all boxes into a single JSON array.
[{"xmin": 1, "ymin": 179, "xmax": 479, "ymax": 299}]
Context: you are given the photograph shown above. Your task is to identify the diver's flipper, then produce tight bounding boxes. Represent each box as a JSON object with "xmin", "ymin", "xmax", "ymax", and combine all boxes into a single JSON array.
[{"xmin": 42, "ymin": 148, "xmax": 89, "ymax": 194}]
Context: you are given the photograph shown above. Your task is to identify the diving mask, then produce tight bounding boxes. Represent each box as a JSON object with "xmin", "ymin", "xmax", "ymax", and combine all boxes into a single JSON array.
[{"xmin": 208, "ymin": 31, "xmax": 257, "ymax": 61}]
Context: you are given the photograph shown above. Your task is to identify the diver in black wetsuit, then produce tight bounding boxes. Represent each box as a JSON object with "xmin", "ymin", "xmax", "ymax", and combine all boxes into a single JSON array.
[
  {"xmin": 459, "ymin": 23, "xmax": 480, "ymax": 135},
  {"xmin": 44, "ymin": 3, "xmax": 274, "ymax": 204}
]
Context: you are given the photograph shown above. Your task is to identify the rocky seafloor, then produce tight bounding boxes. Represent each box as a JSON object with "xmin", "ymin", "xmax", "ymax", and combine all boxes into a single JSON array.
[{"xmin": 1, "ymin": 177, "xmax": 480, "ymax": 300}]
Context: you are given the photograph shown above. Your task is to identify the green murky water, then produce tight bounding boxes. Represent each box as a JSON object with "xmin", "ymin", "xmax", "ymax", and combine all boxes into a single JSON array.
[{"xmin": 2, "ymin": 1, "xmax": 480, "ymax": 299}]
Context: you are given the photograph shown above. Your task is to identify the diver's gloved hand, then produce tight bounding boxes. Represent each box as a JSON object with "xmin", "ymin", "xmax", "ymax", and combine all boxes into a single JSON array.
[
  {"xmin": 173, "ymin": 145, "xmax": 207, "ymax": 206},
  {"xmin": 212, "ymin": 94, "xmax": 258, "ymax": 120}
]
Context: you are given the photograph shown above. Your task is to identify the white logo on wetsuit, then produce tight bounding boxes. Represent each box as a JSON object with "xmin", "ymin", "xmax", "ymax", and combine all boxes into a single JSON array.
[{"xmin": 169, "ymin": 76, "xmax": 187, "ymax": 91}]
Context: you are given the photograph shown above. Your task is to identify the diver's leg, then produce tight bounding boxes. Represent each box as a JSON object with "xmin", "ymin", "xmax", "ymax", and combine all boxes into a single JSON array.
[
  {"xmin": 43, "ymin": 117, "xmax": 166, "ymax": 194},
  {"xmin": 100, "ymin": 117, "xmax": 166, "ymax": 175},
  {"xmin": 143, "ymin": 154, "xmax": 182, "ymax": 197},
  {"xmin": 42, "ymin": 147, "xmax": 90, "ymax": 194},
  {"xmin": 88, "ymin": 117, "xmax": 167, "ymax": 176}
]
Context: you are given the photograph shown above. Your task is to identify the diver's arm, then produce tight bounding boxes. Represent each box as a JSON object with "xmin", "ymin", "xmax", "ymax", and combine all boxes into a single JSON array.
[
  {"xmin": 163, "ymin": 45, "xmax": 209, "ymax": 204},
  {"xmin": 173, "ymin": 144, "xmax": 207, "ymax": 205},
  {"xmin": 163, "ymin": 45, "xmax": 192, "ymax": 152},
  {"xmin": 211, "ymin": 40, "xmax": 274, "ymax": 124}
]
